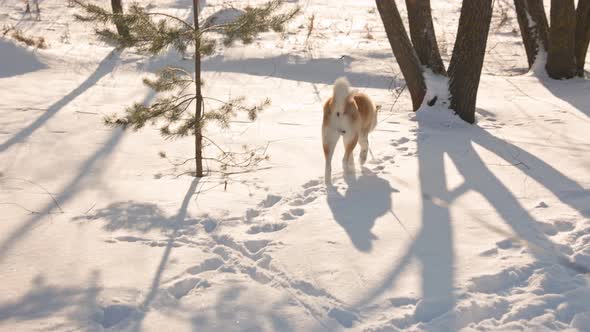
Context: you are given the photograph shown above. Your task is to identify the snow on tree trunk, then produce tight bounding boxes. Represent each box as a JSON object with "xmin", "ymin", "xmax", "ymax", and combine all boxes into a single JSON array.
[{"xmin": 513, "ymin": 0, "xmax": 549, "ymax": 69}]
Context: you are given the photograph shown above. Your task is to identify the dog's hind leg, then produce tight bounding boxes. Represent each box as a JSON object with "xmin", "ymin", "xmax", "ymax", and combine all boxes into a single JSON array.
[
  {"xmin": 342, "ymin": 133, "xmax": 358, "ymax": 185},
  {"xmin": 323, "ymin": 129, "xmax": 338, "ymax": 185},
  {"xmin": 359, "ymin": 129, "xmax": 369, "ymax": 165},
  {"xmin": 342, "ymin": 133, "xmax": 358, "ymax": 172}
]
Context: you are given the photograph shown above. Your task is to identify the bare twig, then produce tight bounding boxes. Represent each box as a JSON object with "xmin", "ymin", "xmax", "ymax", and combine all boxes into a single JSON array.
[
  {"xmin": 84, "ymin": 202, "xmax": 97, "ymax": 215},
  {"xmin": 75, "ymin": 111, "xmax": 99, "ymax": 115},
  {"xmin": 0, "ymin": 202, "xmax": 39, "ymax": 214},
  {"xmin": 160, "ymin": 139, "xmax": 270, "ymax": 177},
  {"xmin": 378, "ymin": 84, "xmax": 407, "ymax": 125},
  {"xmin": 206, "ymin": 166, "xmax": 273, "ymax": 176},
  {"xmin": 1, "ymin": 177, "xmax": 64, "ymax": 213},
  {"xmin": 389, "ymin": 209, "xmax": 415, "ymax": 240},
  {"xmin": 304, "ymin": 14, "xmax": 315, "ymax": 46}
]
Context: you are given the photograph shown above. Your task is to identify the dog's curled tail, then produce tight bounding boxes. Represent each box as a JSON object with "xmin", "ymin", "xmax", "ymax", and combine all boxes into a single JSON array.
[{"xmin": 333, "ymin": 77, "xmax": 350, "ymax": 113}]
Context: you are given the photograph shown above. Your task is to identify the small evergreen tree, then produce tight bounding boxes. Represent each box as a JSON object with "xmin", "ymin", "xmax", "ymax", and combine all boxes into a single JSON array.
[{"xmin": 74, "ymin": 0, "xmax": 299, "ymax": 177}]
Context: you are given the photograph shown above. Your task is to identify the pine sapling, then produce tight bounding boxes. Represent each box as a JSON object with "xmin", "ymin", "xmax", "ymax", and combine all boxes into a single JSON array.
[{"xmin": 74, "ymin": 0, "xmax": 300, "ymax": 177}]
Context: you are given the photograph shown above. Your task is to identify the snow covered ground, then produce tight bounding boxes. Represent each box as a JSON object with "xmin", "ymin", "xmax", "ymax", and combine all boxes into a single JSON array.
[{"xmin": 1, "ymin": 0, "xmax": 589, "ymax": 331}]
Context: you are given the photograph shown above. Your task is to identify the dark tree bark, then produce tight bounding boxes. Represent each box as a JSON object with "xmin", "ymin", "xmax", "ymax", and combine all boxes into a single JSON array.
[
  {"xmin": 575, "ymin": 0, "xmax": 590, "ymax": 76},
  {"xmin": 194, "ymin": 0, "xmax": 204, "ymax": 177},
  {"xmin": 376, "ymin": 0, "xmax": 426, "ymax": 111},
  {"xmin": 514, "ymin": 0, "xmax": 535, "ymax": 67},
  {"xmin": 448, "ymin": 0, "xmax": 493, "ymax": 124},
  {"xmin": 376, "ymin": 0, "xmax": 493, "ymax": 123},
  {"xmin": 546, "ymin": 0, "xmax": 577, "ymax": 79},
  {"xmin": 514, "ymin": 0, "xmax": 549, "ymax": 68},
  {"xmin": 405, "ymin": 0, "xmax": 446, "ymax": 75},
  {"xmin": 111, "ymin": 0, "xmax": 130, "ymax": 38}
]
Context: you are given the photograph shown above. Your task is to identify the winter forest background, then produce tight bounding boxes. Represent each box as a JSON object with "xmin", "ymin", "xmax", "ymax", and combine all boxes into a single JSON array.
[{"xmin": 1, "ymin": 0, "xmax": 589, "ymax": 331}]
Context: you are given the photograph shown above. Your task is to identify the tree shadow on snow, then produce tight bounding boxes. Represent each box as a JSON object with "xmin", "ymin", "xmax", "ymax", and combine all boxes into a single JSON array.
[
  {"xmin": 202, "ymin": 54, "xmax": 402, "ymax": 90},
  {"xmin": 0, "ymin": 89, "xmax": 157, "ymax": 263},
  {"xmin": 326, "ymin": 168, "xmax": 398, "ymax": 252},
  {"xmin": 0, "ymin": 127, "xmax": 126, "ymax": 263},
  {"xmin": 1, "ymin": 179, "xmax": 201, "ymax": 330},
  {"xmin": 0, "ymin": 42, "xmax": 188, "ymax": 155},
  {"xmin": 171, "ymin": 0, "xmax": 206, "ymax": 16},
  {"xmin": 0, "ymin": 271, "xmax": 102, "ymax": 328},
  {"xmin": 0, "ymin": 50, "xmax": 123, "ymax": 154},
  {"xmin": 322, "ymin": 112, "xmax": 590, "ymax": 331},
  {"xmin": 190, "ymin": 285, "xmax": 296, "ymax": 332},
  {"xmin": 81, "ymin": 179, "xmax": 299, "ymax": 331},
  {"xmin": 538, "ymin": 77, "xmax": 590, "ymax": 118},
  {"xmin": 130, "ymin": 178, "xmax": 199, "ymax": 332},
  {"xmin": 72, "ymin": 199, "xmax": 200, "ymax": 235},
  {"xmin": 0, "ymin": 39, "xmax": 47, "ymax": 78}
]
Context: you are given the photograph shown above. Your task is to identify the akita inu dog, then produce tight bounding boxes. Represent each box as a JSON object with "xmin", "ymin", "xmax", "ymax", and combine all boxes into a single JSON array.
[{"xmin": 322, "ymin": 77, "xmax": 378, "ymax": 185}]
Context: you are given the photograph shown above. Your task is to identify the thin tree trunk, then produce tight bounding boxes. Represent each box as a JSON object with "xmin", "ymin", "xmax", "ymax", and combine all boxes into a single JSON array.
[
  {"xmin": 376, "ymin": 0, "xmax": 426, "ymax": 111},
  {"xmin": 546, "ymin": 0, "xmax": 577, "ymax": 79},
  {"xmin": 448, "ymin": 0, "xmax": 493, "ymax": 124},
  {"xmin": 513, "ymin": 0, "xmax": 549, "ymax": 68},
  {"xmin": 111, "ymin": 0, "xmax": 130, "ymax": 38},
  {"xmin": 575, "ymin": 0, "xmax": 590, "ymax": 76},
  {"xmin": 33, "ymin": 0, "xmax": 40, "ymax": 20},
  {"xmin": 528, "ymin": 0, "xmax": 550, "ymax": 51},
  {"xmin": 404, "ymin": 0, "xmax": 446, "ymax": 75},
  {"xmin": 193, "ymin": 0, "xmax": 204, "ymax": 177},
  {"xmin": 514, "ymin": 0, "xmax": 534, "ymax": 67}
]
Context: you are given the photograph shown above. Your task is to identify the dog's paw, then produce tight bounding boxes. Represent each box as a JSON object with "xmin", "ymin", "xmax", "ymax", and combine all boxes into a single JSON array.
[
  {"xmin": 360, "ymin": 150, "xmax": 368, "ymax": 164},
  {"xmin": 342, "ymin": 162, "xmax": 356, "ymax": 175}
]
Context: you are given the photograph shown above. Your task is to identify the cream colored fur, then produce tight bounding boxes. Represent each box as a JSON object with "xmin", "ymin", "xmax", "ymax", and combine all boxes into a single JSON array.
[{"xmin": 322, "ymin": 77, "xmax": 378, "ymax": 185}]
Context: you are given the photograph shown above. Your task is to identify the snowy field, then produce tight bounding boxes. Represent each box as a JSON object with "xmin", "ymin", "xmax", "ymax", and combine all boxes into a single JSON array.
[{"xmin": 1, "ymin": 0, "xmax": 590, "ymax": 331}]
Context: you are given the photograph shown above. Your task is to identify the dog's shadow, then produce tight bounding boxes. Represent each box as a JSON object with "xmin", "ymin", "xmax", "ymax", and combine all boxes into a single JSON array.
[{"xmin": 326, "ymin": 167, "xmax": 398, "ymax": 252}]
